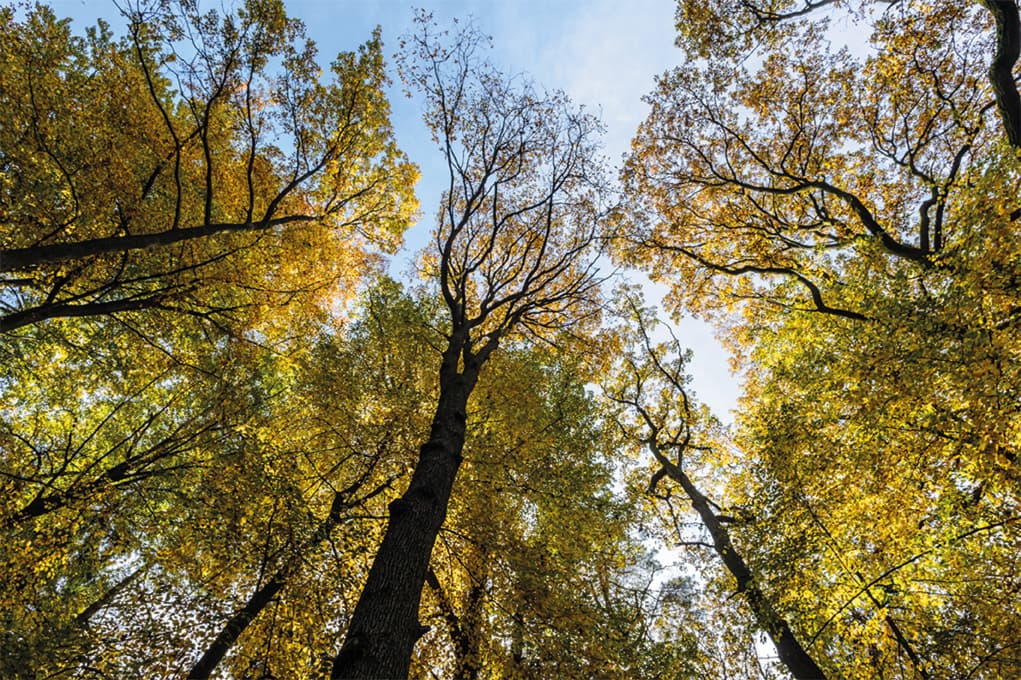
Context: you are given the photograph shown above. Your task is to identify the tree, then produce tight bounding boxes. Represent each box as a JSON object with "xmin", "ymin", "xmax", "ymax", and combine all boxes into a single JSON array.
[
  {"xmin": 621, "ymin": 1, "xmax": 1017, "ymax": 323},
  {"xmin": 619, "ymin": 1, "xmax": 1021, "ymax": 676},
  {"xmin": 1, "ymin": 279, "xmax": 440, "ymax": 678},
  {"xmin": 178, "ymin": 280, "xmax": 438, "ymax": 678},
  {"xmin": 730, "ymin": 261, "xmax": 1021, "ymax": 677},
  {"xmin": 332, "ymin": 15, "xmax": 606, "ymax": 679},
  {"xmin": 0, "ymin": 326, "xmax": 277, "ymax": 676},
  {"xmin": 415, "ymin": 344, "xmax": 690, "ymax": 679},
  {"xmin": 0, "ymin": 0, "xmax": 416, "ymax": 333},
  {"xmin": 604, "ymin": 298, "xmax": 827, "ymax": 680},
  {"xmin": 0, "ymin": 2, "xmax": 417, "ymax": 675}
]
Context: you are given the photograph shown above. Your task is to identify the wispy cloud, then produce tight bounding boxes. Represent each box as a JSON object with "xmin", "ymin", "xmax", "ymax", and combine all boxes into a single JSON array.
[{"xmin": 483, "ymin": 0, "xmax": 681, "ymax": 162}]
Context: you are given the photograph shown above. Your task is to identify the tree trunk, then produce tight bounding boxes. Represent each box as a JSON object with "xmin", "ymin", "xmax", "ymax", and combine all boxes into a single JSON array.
[
  {"xmin": 653, "ymin": 452, "xmax": 827, "ymax": 680},
  {"xmin": 189, "ymin": 478, "xmax": 390, "ymax": 678},
  {"xmin": 458, "ymin": 579, "xmax": 485, "ymax": 680},
  {"xmin": 981, "ymin": 0, "xmax": 1021, "ymax": 148},
  {"xmin": 74, "ymin": 567, "xmax": 144, "ymax": 626},
  {"xmin": 425, "ymin": 568, "xmax": 482, "ymax": 680},
  {"xmin": 332, "ymin": 338, "xmax": 479, "ymax": 679},
  {"xmin": 683, "ymin": 476, "xmax": 826, "ymax": 679},
  {"xmin": 188, "ymin": 572, "xmax": 289, "ymax": 679}
]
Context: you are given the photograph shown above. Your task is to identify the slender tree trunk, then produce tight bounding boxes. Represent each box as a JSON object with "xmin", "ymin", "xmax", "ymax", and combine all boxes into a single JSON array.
[
  {"xmin": 333, "ymin": 338, "xmax": 480, "ymax": 679},
  {"xmin": 652, "ymin": 451, "xmax": 826, "ymax": 679},
  {"xmin": 74, "ymin": 567, "xmax": 144, "ymax": 626},
  {"xmin": 425, "ymin": 568, "xmax": 481, "ymax": 680},
  {"xmin": 458, "ymin": 578, "xmax": 485, "ymax": 680},
  {"xmin": 510, "ymin": 610, "xmax": 525, "ymax": 667},
  {"xmin": 188, "ymin": 572, "xmax": 289, "ymax": 679},
  {"xmin": 190, "ymin": 479, "xmax": 389, "ymax": 678}
]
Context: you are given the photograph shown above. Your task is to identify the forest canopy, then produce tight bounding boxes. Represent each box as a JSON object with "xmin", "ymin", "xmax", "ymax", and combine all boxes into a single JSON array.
[{"xmin": 1, "ymin": 1, "xmax": 1019, "ymax": 678}]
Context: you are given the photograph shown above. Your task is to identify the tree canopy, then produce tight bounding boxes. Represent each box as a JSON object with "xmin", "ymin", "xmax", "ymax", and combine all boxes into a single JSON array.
[
  {"xmin": 0, "ymin": 0, "xmax": 417, "ymax": 332},
  {"xmin": 2, "ymin": 1, "xmax": 1020, "ymax": 678},
  {"xmin": 619, "ymin": 1, "xmax": 1021, "ymax": 677}
]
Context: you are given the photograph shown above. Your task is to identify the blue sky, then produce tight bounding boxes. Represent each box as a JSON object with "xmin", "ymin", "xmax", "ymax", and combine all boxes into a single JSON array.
[{"xmin": 48, "ymin": 0, "xmax": 740, "ymax": 417}]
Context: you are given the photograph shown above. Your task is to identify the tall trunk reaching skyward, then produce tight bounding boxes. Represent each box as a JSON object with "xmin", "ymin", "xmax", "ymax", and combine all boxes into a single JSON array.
[
  {"xmin": 331, "ymin": 12, "xmax": 604, "ymax": 676},
  {"xmin": 332, "ymin": 338, "xmax": 484, "ymax": 679}
]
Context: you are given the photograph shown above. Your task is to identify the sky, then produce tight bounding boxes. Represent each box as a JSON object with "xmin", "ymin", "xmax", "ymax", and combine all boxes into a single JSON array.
[{"xmin": 48, "ymin": 0, "xmax": 741, "ymax": 418}]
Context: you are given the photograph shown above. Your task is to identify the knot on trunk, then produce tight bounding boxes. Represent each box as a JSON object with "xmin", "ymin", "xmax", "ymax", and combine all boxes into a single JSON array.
[{"xmin": 388, "ymin": 497, "xmax": 414, "ymax": 517}]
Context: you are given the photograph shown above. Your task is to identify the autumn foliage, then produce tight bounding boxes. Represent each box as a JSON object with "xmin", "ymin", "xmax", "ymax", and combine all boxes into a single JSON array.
[{"xmin": 1, "ymin": 1, "xmax": 1020, "ymax": 678}]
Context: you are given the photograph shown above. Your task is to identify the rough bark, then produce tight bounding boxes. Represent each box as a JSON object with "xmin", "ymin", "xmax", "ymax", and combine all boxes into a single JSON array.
[
  {"xmin": 329, "ymin": 16, "xmax": 601, "ymax": 675},
  {"xmin": 332, "ymin": 336, "xmax": 484, "ymax": 679}
]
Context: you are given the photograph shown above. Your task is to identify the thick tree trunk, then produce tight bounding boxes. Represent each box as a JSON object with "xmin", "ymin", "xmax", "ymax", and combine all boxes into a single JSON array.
[{"xmin": 333, "ymin": 339, "xmax": 479, "ymax": 679}]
